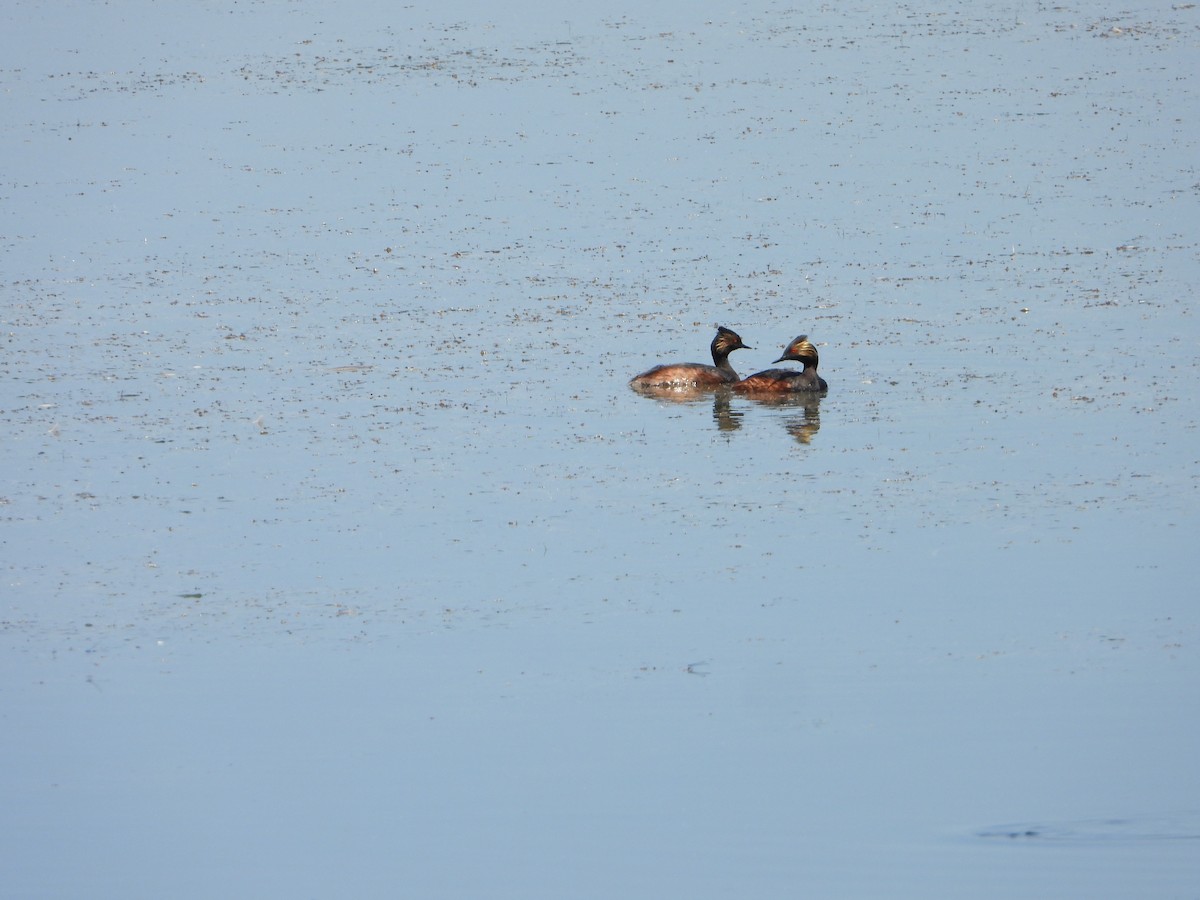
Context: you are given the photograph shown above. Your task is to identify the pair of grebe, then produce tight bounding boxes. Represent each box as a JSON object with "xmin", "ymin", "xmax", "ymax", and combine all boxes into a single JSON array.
[{"xmin": 630, "ymin": 326, "xmax": 828, "ymax": 394}]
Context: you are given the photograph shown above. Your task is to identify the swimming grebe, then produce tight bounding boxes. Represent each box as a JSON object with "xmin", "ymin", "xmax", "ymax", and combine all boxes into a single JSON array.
[
  {"xmin": 733, "ymin": 335, "xmax": 828, "ymax": 393},
  {"xmin": 630, "ymin": 326, "xmax": 751, "ymax": 388}
]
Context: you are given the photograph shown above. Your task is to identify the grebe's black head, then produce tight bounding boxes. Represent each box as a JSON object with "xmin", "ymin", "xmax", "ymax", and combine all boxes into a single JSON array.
[
  {"xmin": 712, "ymin": 325, "xmax": 751, "ymax": 356},
  {"xmin": 772, "ymin": 335, "xmax": 819, "ymax": 367}
]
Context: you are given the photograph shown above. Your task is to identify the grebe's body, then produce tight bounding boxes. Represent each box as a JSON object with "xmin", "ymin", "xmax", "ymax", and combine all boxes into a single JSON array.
[
  {"xmin": 733, "ymin": 335, "xmax": 828, "ymax": 394},
  {"xmin": 630, "ymin": 326, "xmax": 750, "ymax": 389}
]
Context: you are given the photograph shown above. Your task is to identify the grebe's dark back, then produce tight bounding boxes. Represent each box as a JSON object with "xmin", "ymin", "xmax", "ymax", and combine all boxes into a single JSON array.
[
  {"xmin": 630, "ymin": 326, "xmax": 750, "ymax": 389},
  {"xmin": 733, "ymin": 335, "xmax": 828, "ymax": 394}
]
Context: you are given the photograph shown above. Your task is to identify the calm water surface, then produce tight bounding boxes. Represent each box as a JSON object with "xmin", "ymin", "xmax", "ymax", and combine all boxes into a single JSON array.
[{"xmin": 2, "ymin": 1, "xmax": 1198, "ymax": 897}]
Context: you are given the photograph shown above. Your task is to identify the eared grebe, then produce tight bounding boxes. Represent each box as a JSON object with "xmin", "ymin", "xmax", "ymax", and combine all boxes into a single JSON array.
[
  {"xmin": 733, "ymin": 335, "xmax": 828, "ymax": 393},
  {"xmin": 630, "ymin": 326, "xmax": 750, "ymax": 389}
]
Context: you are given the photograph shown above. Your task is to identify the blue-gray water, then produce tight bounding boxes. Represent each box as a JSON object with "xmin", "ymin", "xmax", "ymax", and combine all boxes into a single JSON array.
[{"xmin": 2, "ymin": 1, "xmax": 1198, "ymax": 897}]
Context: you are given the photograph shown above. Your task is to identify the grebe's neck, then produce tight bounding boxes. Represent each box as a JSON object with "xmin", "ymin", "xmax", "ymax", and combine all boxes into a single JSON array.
[
  {"xmin": 708, "ymin": 328, "xmax": 747, "ymax": 380},
  {"xmin": 712, "ymin": 341, "xmax": 740, "ymax": 377}
]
